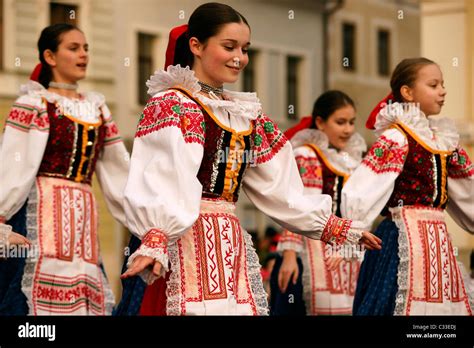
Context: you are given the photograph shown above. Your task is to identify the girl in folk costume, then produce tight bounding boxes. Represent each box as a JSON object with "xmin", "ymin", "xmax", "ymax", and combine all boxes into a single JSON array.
[
  {"xmin": 270, "ymin": 91, "xmax": 367, "ymax": 316},
  {"xmin": 116, "ymin": 2, "xmax": 381, "ymax": 316},
  {"xmin": 0, "ymin": 24, "xmax": 130, "ymax": 315},
  {"xmin": 342, "ymin": 57, "xmax": 474, "ymax": 315}
]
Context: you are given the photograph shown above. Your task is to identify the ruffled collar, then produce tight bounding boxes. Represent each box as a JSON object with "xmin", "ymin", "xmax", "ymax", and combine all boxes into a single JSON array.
[
  {"xmin": 291, "ymin": 128, "xmax": 367, "ymax": 173},
  {"xmin": 374, "ymin": 102, "xmax": 459, "ymax": 151},
  {"xmin": 146, "ymin": 64, "xmax": 262, "ymax": 120},
  {"xmin": 19, "ymin": 80, "xmax": 107, "ymax": 123}
]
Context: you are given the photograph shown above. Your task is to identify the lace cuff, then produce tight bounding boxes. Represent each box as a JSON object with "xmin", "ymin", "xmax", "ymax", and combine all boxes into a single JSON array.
[
  {"xmin": 320, "ymin": 214, "xmax": 354, "ymax": 246},
  {"xmin": 127, "ymin": 229, "xmax": 169, "ymax": 285},
  {"xmin": 0, "ymin": 223, "xmax": 13, "ymax": 248}
]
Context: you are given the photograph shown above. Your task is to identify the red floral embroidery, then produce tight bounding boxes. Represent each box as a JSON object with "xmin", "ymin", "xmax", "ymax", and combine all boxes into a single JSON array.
[
  {"xmin": 141, "ymin": 228, "xmax": 168, "ymax": 254},
  {"xmin": 5, "ymin": 102, "xmax": 49, "ymax": 132},
  {"xmin": 103, "ymin": 119, "xmax": 122, "ymax": 145},
  {"xmin": 295, "ymin": 155, "xmax": 323, "ymax": 189},
  {"xmin": 448, "ymin": 148, "xmax": 474, "ymax": 179},
  {"xmin": 135, "ymin": 91, "xmax": 205, "ymax": 145},
  {"xmin": 362, "ymin": 134, "xmax": 407, "ymax": 174},
  {"xmin": 253, "ymin": 113, "xmax": 288, "ymax": 165},
  {"xmin": 320, "ymin": 214, "xmax": 351, "ymax": 245}
]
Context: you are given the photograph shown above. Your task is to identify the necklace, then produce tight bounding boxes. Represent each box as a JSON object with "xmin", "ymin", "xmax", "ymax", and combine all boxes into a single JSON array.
[
  {"xmin": 49, "ymin": 81, "xmax": 79, "ymax": 90},
  {"xmin": 198, "ymin": 81, "xmax": 223, "ymax": 97}
]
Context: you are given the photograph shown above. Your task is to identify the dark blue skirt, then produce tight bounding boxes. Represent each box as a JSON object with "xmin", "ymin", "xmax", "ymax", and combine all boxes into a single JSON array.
[
  {"xmin": 269, "ymin": 254, "xmax": 306, "ymax": 316},
  {"xmin": 112, "ymin": 235, "xmax": 147, "ymax": 315},
  {"xmin": 353, "ymin": 218, "xmax": 400, "ymax": 316},
  {"xmin": 0, "ymin": 202, "xmax": 29, "ymax": 315}
]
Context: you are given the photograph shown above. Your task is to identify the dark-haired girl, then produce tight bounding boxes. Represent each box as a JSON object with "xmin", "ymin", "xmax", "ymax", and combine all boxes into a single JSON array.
[
  {"xmin": 0, "ymin": 24, "xmax": 130, "ymax": 315},
  {"xmin": 270, "ymin": 91, "xmax": 367, "ymax": 316},
  {"xmin": 342, "ymin": 57, "xmax": 473, "ymax": 315},
  {"xmin": 116, "ymin": 2, "xmax": 380, "ymax": 316}
]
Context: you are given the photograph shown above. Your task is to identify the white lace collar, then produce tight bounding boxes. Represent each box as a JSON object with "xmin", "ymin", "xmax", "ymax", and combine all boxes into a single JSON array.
[
  {"xmin": 291, "ymin": 128, "xmax": 367, "ymax": 173},
  {"xmin": 374, "ymin": 102, "xmax": 459, "ymax": 151},
  {"xmin": 146, "ymin": 64, "xmax": 262, "ymax": 120},
  {"xmin": 19, "ymin": 80, "xmax": 107, "ymax": 123}
]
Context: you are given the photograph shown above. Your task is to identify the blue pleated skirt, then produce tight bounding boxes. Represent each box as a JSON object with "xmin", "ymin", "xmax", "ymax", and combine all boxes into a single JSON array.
[{"xmin": 353, "ymin": 218, "xmax": 400, "ymax": 316}]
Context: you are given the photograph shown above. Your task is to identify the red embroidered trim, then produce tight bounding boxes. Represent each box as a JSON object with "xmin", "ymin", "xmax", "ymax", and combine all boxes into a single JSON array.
[
  {"xmin": 295, "ymin": 155, "xmax": 323, "ymax": 189},
  {"xmin": 0, "ymin": 216, "xmax": 6, "ymax": 224},
  {"xmin": 253, "ymin": 114, "xmax": 288, "ymax": 165},
  {"xmin": 320, "ymin": 214, "xmax": 351, "ymax": 245},
  {"xmin": 448, "ymin": 148, "xmax": 474, "ymax": 179},
  {"xmin": 5, "ymin": 103, "xmax": 49, "ymax": 132},
  {"xmin": 103, "ymin": 119, "xmax": 122, "ymax": 145},
  {"xmin": 279, "ymin": 230, "xmax": 304, "ymax": 245},
  {"xmin": 135, "ymin": 91, "xmax": 205, "ymax": 145},
  {"xmin": 362, "ymin": 135, "xmax": 407, "ymax": 174},
  {"xmin": 141, "ymin": 228, "xmax": 168, "ymax": 254}
]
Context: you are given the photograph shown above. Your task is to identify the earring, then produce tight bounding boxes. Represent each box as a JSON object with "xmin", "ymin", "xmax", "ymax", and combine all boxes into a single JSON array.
[{"xmin": 233, "ymin": 57, "xmax": 240, "ymax": 67}]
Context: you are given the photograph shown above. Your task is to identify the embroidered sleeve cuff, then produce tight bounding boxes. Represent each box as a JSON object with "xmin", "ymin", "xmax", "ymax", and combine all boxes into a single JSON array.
[
  {"xmin": 320, "ymin": 214, "xmax": 353, "ymax": 245},
  {"xmin": 277, "ymin": 230, "xmax": 304, "ymax": 253},
  {"xmin": 127, "ymin": 229, "xmax": 169, "ymax": 285},
  {"xmin": 0, "ymin": 223, "xmax": 13, "ymax": 247}
]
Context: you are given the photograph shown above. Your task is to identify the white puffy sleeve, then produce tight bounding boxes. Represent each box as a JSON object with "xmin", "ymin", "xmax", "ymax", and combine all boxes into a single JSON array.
[
  {"xmin": 277, "ymin": 145, "xmax": 323, "ymax": 253},
  {"xmin": 0, "ymin": 94, "xmax": 49, "ymax": 226},
  {"xmin": 123, "ymin": 90, "xmax": 205, "ymax": 283},
  {"xmin": 243, "ymin": 114, "xmax": 360, "ymax": 247},
  {"xmin": 446, "ymin": 147, "xmax": 474, "ymax": 233},
  {"xmin": 94, "ymin": 103, "xmax": 130, "ymax": 228},
  {"xmin": 341, "ymin": 128, "xmax": 408, "ymax": 231}
]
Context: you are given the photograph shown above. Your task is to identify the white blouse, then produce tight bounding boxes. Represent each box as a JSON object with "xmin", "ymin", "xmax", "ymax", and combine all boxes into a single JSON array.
[
  {"xmin": 341, "ymin": 102, "xmax": 474, "ymax": 233},
  {"xmin": 123, "ymin": 65, "xmax": 364, "ymax": 279},
  {"xmin": 0, "ymin": 81, "xmax": 130, "ymax": 229}
]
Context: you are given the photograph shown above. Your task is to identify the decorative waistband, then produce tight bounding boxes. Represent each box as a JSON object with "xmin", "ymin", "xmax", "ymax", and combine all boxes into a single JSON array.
[
  {"xmin": 200, "ymin": 197, "xmax": 236, "ymax": 214},
  {"xmin": 37, "ymin": 172, "xmax": 92, "ymax": 185}
]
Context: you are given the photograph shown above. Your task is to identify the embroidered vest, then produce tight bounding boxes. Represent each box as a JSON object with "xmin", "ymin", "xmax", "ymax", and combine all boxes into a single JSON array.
[
  {"xmin": 304, "ymin": 144, "xmax": 348, "ymax": 217},
  {"xmin": 172, "ymin": 88, "xmax": 253, "ymax": 202},
  {"xmin": 37, "ymin": 101, "xmax": 106, "ymax": 184},
  {"xmin": 383, "ymin": 123, "xmax": 452, "ymax": 214}
]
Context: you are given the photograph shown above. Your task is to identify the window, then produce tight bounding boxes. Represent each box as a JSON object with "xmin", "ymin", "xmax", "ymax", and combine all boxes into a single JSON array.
[
  {"xmin": 242, "ymin": 49, "xmax": 257, "ymax": 92},
  {"xmin": 287, "ymin": 55, "xmax": 301, "ymax": 120},
  {"xmin": 138, "ymin": 33, "xmax": 156, "ymax": 105},
  {"xmin": 377, "ymin": 29, "xmax": 390, "ymax": 76},
  {"xmin": 342, "ymin": 22, "xmax": 356, "ymax": 71},
  {"xmin": 50, "ymin": 3, "xmax": 78, "ymax": 25}
]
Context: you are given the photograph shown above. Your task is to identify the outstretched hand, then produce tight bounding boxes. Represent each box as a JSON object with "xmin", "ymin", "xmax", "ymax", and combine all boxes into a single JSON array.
[
  {"xmin": 121, "ymin": 255, "xmax": 162, "ymax": 280},
  {"xmin": 359, "ymin": 231, "xmax": 382, "ymax": 250}
]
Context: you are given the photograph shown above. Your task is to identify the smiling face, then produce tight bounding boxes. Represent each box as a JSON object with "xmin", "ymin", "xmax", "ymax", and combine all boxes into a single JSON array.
[
  {"xmin": 401, "ymin": 64, "xmax": 447, "ymax": 116},
  {"xmin": 44, "ymin": 29, "xmax": 89, "ymax": 84},
  {"xmin": 315, "ymin": 104, "xmax": 356, "ymax": 150},
  {"xmin": 190, "ymin": 22, "xmax": 251, "ymax": 87}
]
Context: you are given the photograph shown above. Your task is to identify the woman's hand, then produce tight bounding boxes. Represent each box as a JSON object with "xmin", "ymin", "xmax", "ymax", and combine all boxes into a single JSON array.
[
  {"xmin": 120, "ymin": 255, "xmax": 162, "ymax": 280},
  {"xmin": 7, "ymin": 231, "xmax": 31, "ymax": 247},
  {"xmin": 278, "ymin": 250, "xmax": 299, "ymax": 293},
  {"xmin": 359, "ymin": 231, "xmax": 382, "ymax": 250},
  {"xmin": 326, "ymin": 256, "xmax": 344, "ymax": 271}
]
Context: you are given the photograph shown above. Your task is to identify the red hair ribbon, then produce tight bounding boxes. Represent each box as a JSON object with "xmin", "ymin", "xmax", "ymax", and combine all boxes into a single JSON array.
[
  {"xmin": 365, "ymin": 93, "xmax": 394, "ymax": 130},
  {"xmin": 164, "ymin": 24, "xmax": 189, "ymax": 69},
  {"xmin": 284, "ymin": 116, "xmax": 313, "ymax": 140},
  {"xmin": 30, "ymin": 63, "xmax": 43, "ymax": 82}
]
